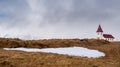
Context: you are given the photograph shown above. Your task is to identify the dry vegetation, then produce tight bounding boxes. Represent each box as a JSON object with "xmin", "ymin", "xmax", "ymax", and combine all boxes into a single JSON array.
[{"xmin": 0, "ymin": 38, "xmax": 120, "ymax": 67}]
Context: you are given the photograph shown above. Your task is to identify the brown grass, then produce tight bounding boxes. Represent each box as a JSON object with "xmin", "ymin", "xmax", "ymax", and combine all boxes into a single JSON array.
[
  {"xmin": 0, "ymin": 38, "xmax": 120, "ymax": 67},
  {"xmin": 0, "ymin": 38, "xmax": 110, "ymax": 48}
]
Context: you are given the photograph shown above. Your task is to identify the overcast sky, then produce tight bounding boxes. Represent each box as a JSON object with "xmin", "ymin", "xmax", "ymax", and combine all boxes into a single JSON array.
[{"xmin": 0, "ymin": 0, "xmax": 120, "ymax": 40}]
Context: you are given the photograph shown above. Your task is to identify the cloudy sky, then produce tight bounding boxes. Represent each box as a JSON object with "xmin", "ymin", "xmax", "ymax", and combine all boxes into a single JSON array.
[{"xmin": 0, "ymin": 0, "xmax": 120, "ymax": 40}]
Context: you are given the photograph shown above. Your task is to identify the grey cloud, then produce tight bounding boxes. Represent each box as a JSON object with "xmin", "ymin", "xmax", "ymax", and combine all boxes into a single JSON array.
[
  {"xmin": 0, "ymin": 0, "xmax": 120, "ymax": 40},
  {"xmin": 40, "ymin": 0, "xmax": 118, "ymax": 25},
  {"xmin": 0, "ymin": 0, "xmax": 30, "ymax": 28}
]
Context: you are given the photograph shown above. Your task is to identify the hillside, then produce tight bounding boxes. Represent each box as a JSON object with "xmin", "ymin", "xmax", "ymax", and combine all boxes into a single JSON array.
[
  {"xmin": 0, "ymin": 38, "xmax": 120, "ymax": 67},
  {"xmin": 0, "ymin": 38, "xmax": 110, "ymax": 48}
]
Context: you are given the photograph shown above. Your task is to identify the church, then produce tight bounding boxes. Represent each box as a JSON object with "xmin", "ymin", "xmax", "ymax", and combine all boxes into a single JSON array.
[{"xmin": 96, "ymin": 24, "xmax": 114, "ymax": 41}]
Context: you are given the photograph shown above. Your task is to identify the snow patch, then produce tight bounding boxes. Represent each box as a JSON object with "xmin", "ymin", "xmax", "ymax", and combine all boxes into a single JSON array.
[{"xmin": 3, "ymin": 47, "xmax": 105, "ymax": 58}]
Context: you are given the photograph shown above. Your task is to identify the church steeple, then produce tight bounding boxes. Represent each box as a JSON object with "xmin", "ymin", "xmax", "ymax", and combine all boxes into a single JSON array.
[
  {"xmin": 96, "ymin": 24, "xmax": 103, "ymax": 39},
  {"xmin": 96, "ymin": 24, "xmax": 103, "ymax": 35}
]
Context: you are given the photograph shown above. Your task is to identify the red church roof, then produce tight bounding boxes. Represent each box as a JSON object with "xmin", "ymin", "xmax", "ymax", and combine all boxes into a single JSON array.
[
  {"xmin": 96, "ymin": 24, "xmax": 103, "ymax": 32},
  {"xmin": 103, "ymin": 34, "xmax": 114, "ymax": 39}
]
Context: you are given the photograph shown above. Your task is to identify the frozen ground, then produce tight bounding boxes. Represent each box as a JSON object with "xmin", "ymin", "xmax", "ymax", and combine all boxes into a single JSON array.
[{"xmin": 4, "ymin": 47, "xmax": 105, "ymax": 58}]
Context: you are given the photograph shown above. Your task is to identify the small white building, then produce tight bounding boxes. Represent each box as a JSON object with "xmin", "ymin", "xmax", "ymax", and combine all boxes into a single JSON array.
[{"xmin": 96, "ymin": 24, "xmax": 114, "ymax": 41}]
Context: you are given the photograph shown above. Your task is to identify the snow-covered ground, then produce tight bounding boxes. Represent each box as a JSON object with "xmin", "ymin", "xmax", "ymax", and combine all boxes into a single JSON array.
[{"xmin": 3, "ymin": 47, "xmax": 105, "ymax": 58}]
